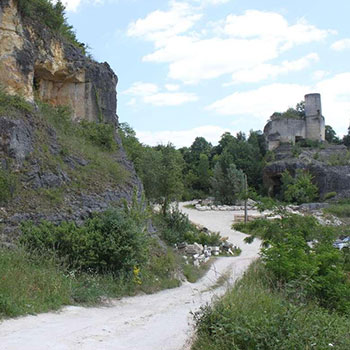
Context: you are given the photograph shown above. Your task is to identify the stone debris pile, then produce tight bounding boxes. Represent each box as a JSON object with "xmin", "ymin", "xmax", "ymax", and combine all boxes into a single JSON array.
[
  {"xmin": 333, "ymin": 237, "xmax": 350, "ymax": 250},
  {"xmin": 175, "ymin": 240, "xmax": 240, "ymax": 266}
]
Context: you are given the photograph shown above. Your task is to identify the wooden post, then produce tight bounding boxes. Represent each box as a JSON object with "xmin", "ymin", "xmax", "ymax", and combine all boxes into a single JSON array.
[{"xmin": 244, "ymin": 174, "xmax": 248, "ymax": 224}]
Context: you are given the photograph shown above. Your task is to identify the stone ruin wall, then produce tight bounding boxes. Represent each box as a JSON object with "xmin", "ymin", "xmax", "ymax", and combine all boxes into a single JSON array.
[{"xmin": 264, "ymin": 93, "xmax": 325, "ymax": 151}]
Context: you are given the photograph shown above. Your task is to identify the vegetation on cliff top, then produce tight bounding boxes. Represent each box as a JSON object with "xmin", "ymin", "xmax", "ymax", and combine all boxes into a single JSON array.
[{"xmin": 17, "ymin": 0, "xmax": 87, "ymax": 54}]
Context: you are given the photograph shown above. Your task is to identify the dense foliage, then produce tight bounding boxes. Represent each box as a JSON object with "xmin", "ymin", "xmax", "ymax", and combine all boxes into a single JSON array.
[
  {"xmin": 119, "ymin": 124, "xmax": 266, "ymax": 204},
  {"xmin": 234, "ymin": 214, "xmax": 350, "ymax": 313},
  {"xmin": 156, "ymin": 207, "xmax": 221, "ymax": 246},
  {"xmin": 280, "ymin": 170, "xmax": 319, "ymax": 204},
  {"xmin": 193, "ymin": 214, "xmax": 350, "ymax": 349},
  {"xmin": 192, "ymin": 262, "xmax": 350, "ymax": 350},
  {"xmin": 211, "ymin": 162, "xmax": 245, "ymax": 204},
  {"xmin": 17, "ymin": 0, "xmax": 87, "ymax": 53},
  {"xmin": 20, "ymin": 209, "xmax": 148, "ymax": 274}
]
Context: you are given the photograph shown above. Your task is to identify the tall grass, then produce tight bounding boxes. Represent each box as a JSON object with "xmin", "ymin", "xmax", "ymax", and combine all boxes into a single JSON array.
[
  {"xmin": 0, "ymin": 248, "xmax": 72, "ymax": 318},
  {"xmin": 0, "ymin": 245, "xmax": 185, "ymax": 319}
]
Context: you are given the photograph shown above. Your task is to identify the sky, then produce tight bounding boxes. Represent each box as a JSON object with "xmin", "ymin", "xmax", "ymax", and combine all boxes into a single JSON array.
[{"xmin": 60, "ymin": 0, "xmax": 350, "ymax": 147}]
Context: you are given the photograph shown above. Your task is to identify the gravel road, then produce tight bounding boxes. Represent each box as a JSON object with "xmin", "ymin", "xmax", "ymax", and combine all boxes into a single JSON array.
[{"xmin": 0, "ymin": 204, "xmax": 261, "ymax": 350}]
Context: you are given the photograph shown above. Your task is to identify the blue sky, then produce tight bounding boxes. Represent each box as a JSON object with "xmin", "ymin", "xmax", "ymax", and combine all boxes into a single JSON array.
[{"xmin": 62, "ymin": 0, "xmax": 350, "ymax": 147}]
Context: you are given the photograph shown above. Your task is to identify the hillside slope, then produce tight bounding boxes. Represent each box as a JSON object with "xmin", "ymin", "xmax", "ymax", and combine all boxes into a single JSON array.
[{"xmin": 0, "ymin": 0, "xmax": 141, "ymax": 243}]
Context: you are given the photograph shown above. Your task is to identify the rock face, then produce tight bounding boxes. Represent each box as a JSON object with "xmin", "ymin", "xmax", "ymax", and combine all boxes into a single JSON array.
[
  {"xmin": 0, "ymin": 0, "xmax": 116, "ymax": 124},
  {"xmin": 0, "ymin": 0, "xmax": 142, "ymax": 242},
  {"xmin": 263, "ymin": 144, "xmax": 350, "ymax": 198}
]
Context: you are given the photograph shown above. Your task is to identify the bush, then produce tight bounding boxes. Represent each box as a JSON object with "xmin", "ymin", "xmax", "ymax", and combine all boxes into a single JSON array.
[
  {"xmin": 236, "ymin": 214, "xmax": 350, "ymax": 313},
  {"xmin": 192, "ymin": 262, "xmax": 350, "ymax": 350},
  {"xmin": 20, "ymin": 209, "xmax": 148, "ymax": 274},
  {"xmin": 281, "ymin": 170, "xmax": 318, "ymax": 204},
  {"xmin": 79, "ymin": 121, "xmax": 117, "ymax": 151},
  {"xmin": 158, "ymin": 207, "xmax": 221, "ymax": 246}
]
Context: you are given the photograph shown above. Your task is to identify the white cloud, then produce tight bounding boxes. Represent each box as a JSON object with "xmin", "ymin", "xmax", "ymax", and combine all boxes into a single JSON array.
[
  {"xmin": 230, "ymin": 53, "xmax": 319, "ymax": 84},
  {"xmin": 165, "ymin": 84, "xmax": 180, "ymax": 91},
  {"xmin": 312, "ymin": 70, "xmax": 329, "ymax": 81},
  {"xmin": 316, "ymin": 72, "xmax": 350, "ymax": 135},
  {"xmin": 207, "ymin": 83, "xmax": 309, "ymax": 120},
  {"xmin": 191, "ymin": 0, "xmax": 229, "ymax": 5},
  {"xmin": 59, "ymin": 0, "xmax": 107, "ymax": 12},
  {"xmin": 331, "ymin": 38, "xmax": 350, "ymax": 51},
  {"xmin": 127, "ymin": 1, "xmax": 201, "ymax": 45},
  {"xmin": 143, "ymin": 92, "xmax": 198, "ymax": 106},
  {"xmin": 136, "ymin": 125, "xmax": 235, "ymax": 147},
  {"xmin": 124, "ymin": 81, "xmax": 198, "ymax": 106},
  {"xmin": 124, "ymin": 82, "xmax": 159, "ymax": 96},
  {"xmin": 223, "ymin": 11, "xmax": 331, "ymax": 49},
  {"xmin": 128, "ymin": 6, "xmax": 333, "ymax": 84},
  {"xmin": 61, "ymin": 0, "xmax": 83, "ymax": 12}
]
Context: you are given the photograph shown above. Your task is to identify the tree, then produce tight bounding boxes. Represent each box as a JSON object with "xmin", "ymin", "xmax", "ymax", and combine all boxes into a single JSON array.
[
  {"xmin": 211, "ymin": 162, "xmax": 245, "ymax": 205},
  {"xmin": 154, "ymin": 144, "xmax": 184, "ymax": 215},
  {"xmin": 196, "ymin": 154, "xmax": 211, "ymax": 193},
  {"xmin": 343, "ymin": 125, "xmax": 350, "ymax": 147},
  {"xmin": 325, "ymin": 125, "xmax": 341, "ymax": 144}
]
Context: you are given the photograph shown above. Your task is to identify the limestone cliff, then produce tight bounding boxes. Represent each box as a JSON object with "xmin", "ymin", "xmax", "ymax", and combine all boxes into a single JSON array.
[
  {"xmin": 0, "ymin": 0, "xmax": 117, "ymax": 124},
  {"xmin": 0, "ymin": 0, "xmax": 142, "ymax": 242}
]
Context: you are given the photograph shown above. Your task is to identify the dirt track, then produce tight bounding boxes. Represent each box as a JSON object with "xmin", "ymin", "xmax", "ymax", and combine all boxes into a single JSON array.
[{"xmin": 0, "ymin": 204, "xmax": 260, "ymax": 350}]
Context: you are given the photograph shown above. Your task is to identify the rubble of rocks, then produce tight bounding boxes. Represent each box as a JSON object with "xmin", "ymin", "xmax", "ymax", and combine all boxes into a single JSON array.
[
  {"xmin": 194, "ymin": 198, "xmax": 257, "ymax": 212},
  {"xmin": 175, "ymin": 240, "xmax": 241, "ymax": 266}
]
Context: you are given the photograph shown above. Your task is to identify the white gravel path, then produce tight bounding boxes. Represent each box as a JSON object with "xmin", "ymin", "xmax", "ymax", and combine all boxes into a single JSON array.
[{"xmin": 0, "ymin": 203, "xmax": 261, "ymax": 350}]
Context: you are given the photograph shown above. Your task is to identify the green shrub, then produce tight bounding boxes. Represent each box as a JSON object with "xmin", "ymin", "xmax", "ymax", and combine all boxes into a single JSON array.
[
  {"xmin": 183, "ymin": 230, "xmax": 221, "ymax": 246},
  {"xmin": 192, "ymin": 262, "xmax": 350, "ymax": 350},
  {"xmin": 158, "ymin": 207, "xmax": 221, "ymax": 245},
  {"xmin": 237, "ymin": 214, "xmax": 350, "ymax": 313},
  {"xmin": 20, "ymin": 209, "xmax": 148, "ymax": 274},
  {"xmin": 281, "ymin": 170, "xmax": 318, "ymax": 204},
  {"xmin": 79, "ymin": 120, "xmax": 117, "ymax": 151}
]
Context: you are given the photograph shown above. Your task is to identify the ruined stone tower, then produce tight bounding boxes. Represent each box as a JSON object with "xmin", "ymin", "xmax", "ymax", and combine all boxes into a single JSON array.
[
  {"xmin": 264, "ymin": 93, "xmax": 326, "ymax": 151},
  {"xmin": 305, "ymin": 93, "xmax": 325, "ymax": 141}
]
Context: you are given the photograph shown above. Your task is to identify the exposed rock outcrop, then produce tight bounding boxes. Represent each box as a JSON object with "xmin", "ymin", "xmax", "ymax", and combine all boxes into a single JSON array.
[
  {"xmin": 263, "ymin": 144, "xmax": 350, "ymax": 199},
  {"xmin": 0, "ymin": 0, "xmax": 142, "ymax": 242},
  {"xmin": 0, "ymin": 0, "xmax": 117, "ymax": 124}
]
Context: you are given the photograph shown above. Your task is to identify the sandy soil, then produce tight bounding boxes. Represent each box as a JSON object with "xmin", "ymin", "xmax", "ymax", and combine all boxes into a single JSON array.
[{"xmin": 0, "ymin": 204, "xmax": 260, "ymax": 350}]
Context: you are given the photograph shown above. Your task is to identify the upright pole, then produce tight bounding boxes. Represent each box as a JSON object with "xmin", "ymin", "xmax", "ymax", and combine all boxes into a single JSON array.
[{"xmin": 244, "ymin": 174, "xmax": 248, "ymax": 224}]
